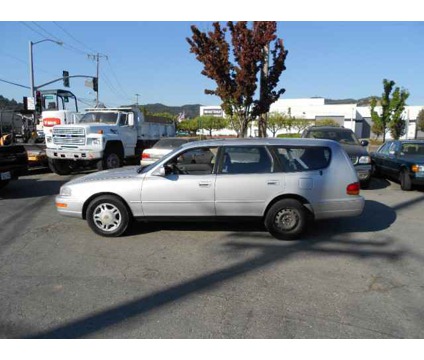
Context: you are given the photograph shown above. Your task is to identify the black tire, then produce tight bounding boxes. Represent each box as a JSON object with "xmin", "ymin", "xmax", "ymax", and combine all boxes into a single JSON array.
[
  {"xmin": 0, "ymin": 180, "xmax": 10, "ymax": 190},
  {"xmin": 48, "ymin": 158, "xmax": 72, "ymax": 175},
  {"xmin": 400, "ymin": 169, "xmax": 412, "ymax": 191},
  {"xmin": 86, "ymin": 195, "xmax": 131, "ymax": 237},
  {"xmin": 264, "ymin": 199, "xmax": 308, "ymax": 240},
  {"xmin": 97, "ymin": 144, "xmax": 123, "ymax": 171}
]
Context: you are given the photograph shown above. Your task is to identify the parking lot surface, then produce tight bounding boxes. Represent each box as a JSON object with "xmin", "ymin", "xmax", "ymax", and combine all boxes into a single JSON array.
[{"xmin": 0, "ymin": 170, "xmax": 423, "ymax": 338}]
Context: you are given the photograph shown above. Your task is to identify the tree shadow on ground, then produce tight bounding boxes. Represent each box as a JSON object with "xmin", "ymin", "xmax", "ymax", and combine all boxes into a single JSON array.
[{"xmin": 26, "ymin": 198, "xmax": 409, "ymax": 339}]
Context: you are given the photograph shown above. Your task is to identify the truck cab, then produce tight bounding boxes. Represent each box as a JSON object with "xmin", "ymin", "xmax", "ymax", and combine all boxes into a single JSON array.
[{"xmin": 46, "ymin": 106, "xmax": 175, "ymax": 175}]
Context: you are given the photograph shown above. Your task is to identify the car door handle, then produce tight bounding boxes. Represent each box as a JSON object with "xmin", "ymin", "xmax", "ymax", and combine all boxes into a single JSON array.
[
  {"xmin": 267, "ymin": 180, "xmax": 280, "ymax": 185},
  {"xmin": 198, "ymin": 181, "xmax": 212, "ymax": 188}
]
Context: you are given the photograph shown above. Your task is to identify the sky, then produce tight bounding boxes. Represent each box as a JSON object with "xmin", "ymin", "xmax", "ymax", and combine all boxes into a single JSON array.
[{"xmin": 1, "ymin": 21, "xmax": 423, "ymax": 109}]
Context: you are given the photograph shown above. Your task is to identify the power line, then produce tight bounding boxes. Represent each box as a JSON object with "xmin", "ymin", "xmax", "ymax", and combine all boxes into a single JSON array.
[
  {"xmin": 53, "ymin": 22, "xmax": 97, "ymax": 54},
  {"xmin": 106, "ymin": 59, "xmax": 131, "ymax": 99}
]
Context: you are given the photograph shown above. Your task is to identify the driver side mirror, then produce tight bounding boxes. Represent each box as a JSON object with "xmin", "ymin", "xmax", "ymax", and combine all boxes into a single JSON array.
[
  {"xmin": 152, "ymin": 165, "xmax": 172, "ymax": 177},
  {"xmin": 360, "ymin": 139, "xmax": 369, "ymax": 147},
  {"xmin": 128, "ymin": 113, "xmax": 135, "ymax": 127}
]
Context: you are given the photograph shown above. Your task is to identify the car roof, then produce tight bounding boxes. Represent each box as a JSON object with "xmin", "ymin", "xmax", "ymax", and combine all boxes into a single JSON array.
[{"xmin": 180, "ymin": 137, "xmax": 341, "ymax": 149}]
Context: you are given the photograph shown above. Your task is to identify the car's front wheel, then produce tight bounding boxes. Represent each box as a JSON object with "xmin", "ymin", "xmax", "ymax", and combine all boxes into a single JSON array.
[
  {"xmin": 86, "ymin": 195, "xmax": 131, "ymax": 237},
  {"xmin": 400, "ymin": 169, "xmax": 412, "ymax": 191},
  {"xmin": 264, "ymin": 199, "xmax": 308, "ymax": 240}
]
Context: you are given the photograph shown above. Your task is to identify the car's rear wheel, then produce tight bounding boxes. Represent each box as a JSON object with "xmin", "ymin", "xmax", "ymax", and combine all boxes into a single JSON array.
[
  {"xmin": 265, "ymin": 199, "xmax": 308, "ymax": 240},
  {"xmin": 400, "ymin": 169, "xmax": 412, "ymax": 191},
  {"xmin": 86, "ymin": 195, "xmax": 131, "ymax": 237}
]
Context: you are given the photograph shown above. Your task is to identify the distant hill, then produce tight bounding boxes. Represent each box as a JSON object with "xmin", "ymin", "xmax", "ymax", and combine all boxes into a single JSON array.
[
  {"xmin": 141, "ymin": 103, "xmax": 202, "ymax": 119},
  {"xmin": 325, "ymin": 97, "xmax": 376, "ymax": 106}
]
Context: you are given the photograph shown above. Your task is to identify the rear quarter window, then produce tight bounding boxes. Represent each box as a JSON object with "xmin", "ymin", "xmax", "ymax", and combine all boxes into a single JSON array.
[{"xmin": 271, "ymin": 146, "xmax": 331, "ymax": 172}]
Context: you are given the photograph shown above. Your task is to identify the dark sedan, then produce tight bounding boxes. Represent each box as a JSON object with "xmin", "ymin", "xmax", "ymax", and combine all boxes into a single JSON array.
[{"xmin": 371, "ymin": 140, "xmax": 424, "ymax": 191}]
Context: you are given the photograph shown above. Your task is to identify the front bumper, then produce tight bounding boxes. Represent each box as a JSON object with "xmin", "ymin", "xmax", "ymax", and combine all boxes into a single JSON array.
[
  {"xmin": 55, "ymin": 195, "xmax": 84, "ymax": 218},
  {"xmin": 355, "ymin": 164, "xmax": 372, "ymax": 182},
  {"xmin": 47, "ymin": 148, "xmax": 103, "ymax": 161}
]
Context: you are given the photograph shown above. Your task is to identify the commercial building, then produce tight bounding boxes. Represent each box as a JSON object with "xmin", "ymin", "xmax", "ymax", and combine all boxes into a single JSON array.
[{"xmin": 200, "ymin": 99, "xmax": 424, "ymax": 139}]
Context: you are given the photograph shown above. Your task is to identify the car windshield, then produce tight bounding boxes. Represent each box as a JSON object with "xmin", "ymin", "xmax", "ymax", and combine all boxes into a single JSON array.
[
  {"xmin": 401, "ymin": 143, "xmax": 424, "ymax": 156},
  {"xmin": 79, "ymin": 112, "xmax": 118, "ymax": 124},
  {"xmin": 153, "ymin": 138, "xmax": 191, "ymax": 149},
  {"xmin": 307, "ymin": 129, "xmax": 360, "ymax": 145}
]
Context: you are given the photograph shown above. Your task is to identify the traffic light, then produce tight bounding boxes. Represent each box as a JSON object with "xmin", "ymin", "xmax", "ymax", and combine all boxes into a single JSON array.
[
  {"xmin": 35, "ymin": 91, "xmax": 43, "ymax": 113},
  {"xmin": 63, "ymin": 70, "xmax": 70, "ymax": 87},
  {"xmin": 92, "ymin": 77, "xmax": 98, "ymax": 92}
]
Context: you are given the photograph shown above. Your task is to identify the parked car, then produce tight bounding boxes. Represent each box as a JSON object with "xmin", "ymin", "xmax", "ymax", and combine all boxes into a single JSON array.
[
  {"xmin": 56, "ymin": 138, "xmax": 364, "ymax": 240},
  {"xmin": 302, "ymin": 126, "xmax": 372, "ymax": 188},
  {"xmin": 0, "ymin": 144, "xmax": 29, "ymax": 190},
  {"xmin": 140, "ymin": 137, "xmax": 195, "ymax": 167},
  {"xmin": 370, "ymin": 140, "xmax": 424, "ymax": 191}
]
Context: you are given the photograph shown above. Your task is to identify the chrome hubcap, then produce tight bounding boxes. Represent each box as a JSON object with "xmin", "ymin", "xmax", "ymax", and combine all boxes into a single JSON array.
[
  {"xmin": 275, "ymin": 208, "xmax": 299, "ymax": 231},
  {"xmin": 93, "ymin": 203, "xmax": 121, "ymax": 232}
]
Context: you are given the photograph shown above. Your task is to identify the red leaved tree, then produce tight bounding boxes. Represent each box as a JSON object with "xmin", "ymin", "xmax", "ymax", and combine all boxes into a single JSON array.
[{"xmin": 187, "ymin": 21, "xmax": 288, "ymax": 137}]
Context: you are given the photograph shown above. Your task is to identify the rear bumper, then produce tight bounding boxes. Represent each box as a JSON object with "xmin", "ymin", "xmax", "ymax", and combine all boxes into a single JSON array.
[{"xmin": 313, "ymin": 196, "xmax": 365, "ymax": 220}]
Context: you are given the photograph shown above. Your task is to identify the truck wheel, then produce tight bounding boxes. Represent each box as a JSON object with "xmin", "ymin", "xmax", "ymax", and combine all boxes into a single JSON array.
[
  {"xmin": 0, "ymin": 180, "xmax": 10, "ymax": 190},
  {"xmin": 48, "ymin": 158, "xmax": 72, "ymax": 175},
  {"xmin": 264, "ymin": 199, "xmax": 308, "ymax": 240},
  {"xmin": 97, "ymin": 145, "xmax": 123, "ymax": 171},
  {"xmin": 86, "ymin": 195, "xmax": 131, "ymax": 237},
  {"xmin": 400, "ymin": 169, "xmax": 412, "ymax": 191}
]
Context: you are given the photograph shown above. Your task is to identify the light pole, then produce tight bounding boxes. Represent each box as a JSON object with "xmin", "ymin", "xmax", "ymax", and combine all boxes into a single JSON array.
[
  {"xmin": 135, "ymin": 93, "xmax": 140, "ymax": 105},
  {"xmin": 29, "ymin": 39, "xmax": 63, "ymax": 99}
]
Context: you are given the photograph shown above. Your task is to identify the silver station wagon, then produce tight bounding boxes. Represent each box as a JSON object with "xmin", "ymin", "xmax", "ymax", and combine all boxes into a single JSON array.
[{"xmin": 56, "ymin": 138, "xmax": 364, "ymax": 240}]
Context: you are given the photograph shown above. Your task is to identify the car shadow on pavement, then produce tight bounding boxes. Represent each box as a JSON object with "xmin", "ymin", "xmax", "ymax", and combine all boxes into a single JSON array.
[
  {"xmin": 0, "ymin": 177, "xmax": 69, "ymax": 199},
  {"xmin": 25, "ymin": 198, "xmax": 407, "ymax": 339},
  {"xmin": 367, "ymin": 177, "xmax": 391, "ymax": 190}
]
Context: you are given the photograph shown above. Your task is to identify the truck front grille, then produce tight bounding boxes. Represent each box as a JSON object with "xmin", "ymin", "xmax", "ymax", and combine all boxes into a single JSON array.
[{"xmin": 53, "ymin": 127, "xmax": 85, "ymax": 146}]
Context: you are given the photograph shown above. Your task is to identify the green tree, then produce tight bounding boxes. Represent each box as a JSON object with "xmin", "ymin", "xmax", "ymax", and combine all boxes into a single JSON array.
[
  {"xmin": 370, "ymin": 79, "xmax": 410, "ymax": 141},
  {"xmin": 291, "ymin": 118, "xmax": 312, "ymax": 135},
  {"xmin": 415, "ymin": 108, "xmax": 424, "ymax": 133},
  {"xmin": 266, "ymin": 112, "xmax": 292, "ymax": 137},
  {"xmin": 187, "ymin": 21, "xmax": 288, "ymax": 138},
  {"xmin": 196, "ymin": 116, "xmax": 228, "ymax": 136},
  {"xmin": 315, "ymin": 118, "xmax": 340, "ymax": 127},
  {"xmin": 177, "ymin": 119, "xmax": 199, "ymax": 136}
]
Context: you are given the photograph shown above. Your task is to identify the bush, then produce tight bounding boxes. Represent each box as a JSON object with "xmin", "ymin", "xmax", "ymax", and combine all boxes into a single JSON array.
[{"xmin": 277, "ymin": 133, "xmax": 301, "ymax": 138}]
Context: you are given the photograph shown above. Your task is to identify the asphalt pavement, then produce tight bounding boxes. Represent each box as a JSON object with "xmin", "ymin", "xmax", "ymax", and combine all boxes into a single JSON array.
[{"xmin": 0, "ymin": 170, "xmax": 423, "ymax": 338}]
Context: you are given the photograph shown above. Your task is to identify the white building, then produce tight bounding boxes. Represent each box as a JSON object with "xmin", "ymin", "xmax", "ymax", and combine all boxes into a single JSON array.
[{"xmin": 200, "ymin": 98, "xmax": 424, "ymax": 139}]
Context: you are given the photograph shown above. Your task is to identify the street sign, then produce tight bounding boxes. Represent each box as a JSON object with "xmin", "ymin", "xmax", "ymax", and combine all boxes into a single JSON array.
[{"xmin": 27, "ymin": 97, "xmax": 35, "ymax": 110}]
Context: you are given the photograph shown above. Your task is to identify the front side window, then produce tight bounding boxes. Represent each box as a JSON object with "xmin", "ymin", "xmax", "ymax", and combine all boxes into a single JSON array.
[
  {"xmin": 220, "ymin": 146, "xmax": 273, "ymax": 174},
  {"xmin": 118, "ymin": 113, "xmax": 128, "ymax": 126},
  {"xmin": 271, "ymin": 146, "xmax": 331, "ymax": 172},
  {"xmin": 401, "ymin": 143, "xmax": 424, "ymax": 156},
  {"xmin": 165, "ymin": 147, "xmax": 218, "ymax": 175}
]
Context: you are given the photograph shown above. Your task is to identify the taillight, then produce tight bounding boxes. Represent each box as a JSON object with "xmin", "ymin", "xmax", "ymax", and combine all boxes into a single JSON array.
[
  {"xmin": 346, "ymin": 182, "xmax": 360, "ymax": 195},
  {"xmin": 43, "ymin": 118, "xmax": 61, "ymax": 127},
  {"xmin": 141, "ymin": 152, "xmax": 150, "ymax": 159}
]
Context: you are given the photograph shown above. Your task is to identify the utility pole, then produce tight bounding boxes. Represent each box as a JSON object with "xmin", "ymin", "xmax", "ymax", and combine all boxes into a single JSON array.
[
  {"xmin": 88, "ymin": 53, "xmax": 108, "ymax": 107},
  {"xmin": 135, "ymin": 93, "xmax": 140, "ymax": 105}
]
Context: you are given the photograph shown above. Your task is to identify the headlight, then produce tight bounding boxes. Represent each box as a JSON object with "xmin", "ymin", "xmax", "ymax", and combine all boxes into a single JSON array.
[
  {"xmin": 358, "ymin": 156, "xmax": 371, "ymax": 164},
  {"xmin": 60, "ymin": 186, "xmax": 72, "ymax": 196},
  {"xmin": 86, "ymin": 137, "xmax": 102, "ymax": 146}
]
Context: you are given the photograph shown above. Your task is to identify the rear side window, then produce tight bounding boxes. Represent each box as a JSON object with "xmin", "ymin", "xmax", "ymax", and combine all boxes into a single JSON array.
[
  {"xmin": 271, "ymin": 146, "xmax": 331, "ymax": 172},
  {"xmin": 220, "ymin": 146, "xmax": 273, "ymax": 174}
]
